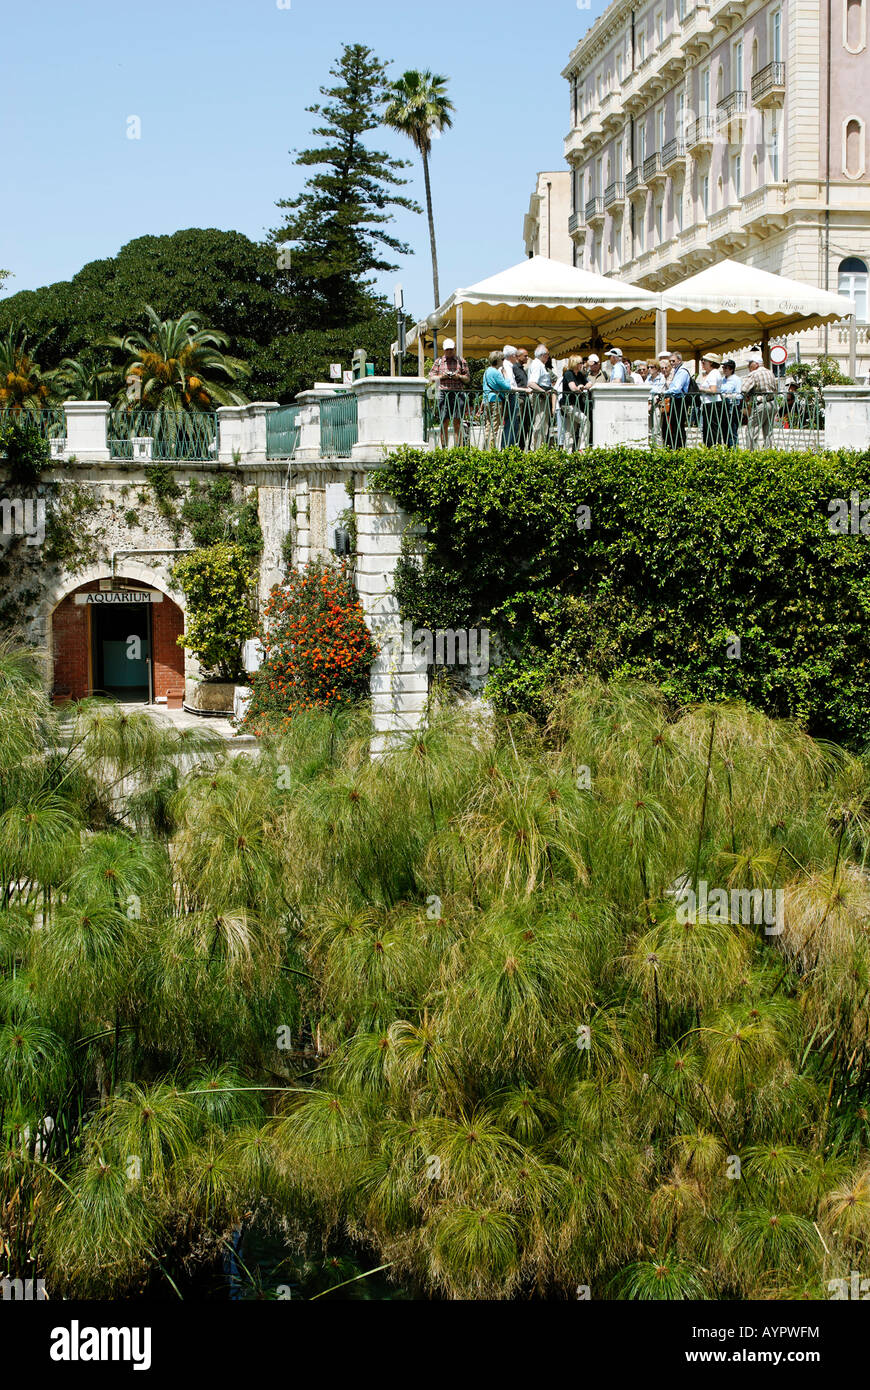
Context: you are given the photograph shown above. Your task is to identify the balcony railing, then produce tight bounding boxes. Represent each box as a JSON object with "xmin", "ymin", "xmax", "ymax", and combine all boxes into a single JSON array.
[
  {"xmin": 751, "ymin": 61, "xmax": 786, "ymax": 107},
  {"xmin": 108, "ymin": 409, "xmax": 218, "ymax": 461},
  {"xmin": 643, "ymin": 152, "xmax": 665, "ymax": 183},
  {"xmin": 319, "ymin": 393, "xmax": 358, "ymax": 459},
  {"xmin": 661, "ymin": 137, "xmax": 686, "ymax": 170},
  {"xmin": 568, "ymin": 210, "xmax": 585, "ymax": 236},
  {"xmin": 625, "ymin": 167, "xmax": 643, "ymax": 194},
  {"xmin": 585, "ymin": 196, "xmax": 605, "ymax": 222},
  {"xmin": 0, "ymin": 407, "xmax": 66, "ymax": 456},
  {"xmin": 266, "ymin": 405, "xmax": 302, "ymax": 460},
  {"xmin": 604, "ymin": 180, "xmax": 626, "ymax": 208},
  {"xmin": 717, "ymin": 89, "xmax": 748, "ymax": 124},
  {"xmin": 425, "ymin": 391, "xmax": 593, "ymax": 453},
  {"xmin": 688, "ymin": 116, "xmax": 716, "ymax": 148}
]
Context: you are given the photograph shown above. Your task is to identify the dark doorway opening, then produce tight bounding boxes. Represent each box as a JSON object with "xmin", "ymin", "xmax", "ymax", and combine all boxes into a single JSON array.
[{"xmin": 91, "ymin": 602, "xmax": 152, "ymax": 702}]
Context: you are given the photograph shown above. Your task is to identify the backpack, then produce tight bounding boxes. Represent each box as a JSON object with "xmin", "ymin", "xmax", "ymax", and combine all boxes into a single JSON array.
[{"xmin": 685, "ymin": 373, "xmax": 701, "ymax": 395}]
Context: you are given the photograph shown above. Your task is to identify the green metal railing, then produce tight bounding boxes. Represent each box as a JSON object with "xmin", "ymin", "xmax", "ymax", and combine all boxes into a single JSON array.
[
  {"xmin": 424, "ymin": 390, "xmax": 592, "ymax": 452},
  {"xmin": 320, "ymin": 393, "xmax": 358, "ymax": 458},
  {"xmin": 266, "ymin": 405, "xmax": 302, "ymax": 460},
  {"xmin": 651, "ymin": 389, "xmax": 824, "ymax": 451},
  {"xmin": 108, "ymin": 409, "xmax": 219, "ymax": 461},
  {"xmin": 0, "ymin": 407, "xmax": 66, "ymax": 454}
]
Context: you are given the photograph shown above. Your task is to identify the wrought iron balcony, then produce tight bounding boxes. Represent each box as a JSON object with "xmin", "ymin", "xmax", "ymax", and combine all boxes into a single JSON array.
[
  {"xmin": 585, "ymin": 196, "xmax": 606, "ymax": 223},
  {"xmin": 661, "ymin": 137, "xmax": 687, "ymax": 170},
  {"xmin": 625, "ymin": 167, "xmax": 644, "ymax": 195},
  {"xmin": 751, "ymin": 61, "xmax": 786, "ymax": 108},
  {"xmin": 643, "ymin": 152, "xmax": 665, "ymax": 185},
  {"xmin": 688, "ymin": 116, "xmax": 716, "ymax": 150},
  {"xmin": 604, "ymin": 180, "xmax": 625, "ymax": 209},
  {"xmin": 717, "ymin": 89, "xmax": 748, "ymax": 125},
  {"xmin": 568, "ymin": 210, "xmax": 585, "ymax": 237}
]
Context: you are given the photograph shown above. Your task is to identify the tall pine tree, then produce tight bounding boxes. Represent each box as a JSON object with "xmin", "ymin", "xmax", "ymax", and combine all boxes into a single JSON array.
[{"xmin": 274, "ymin": 44, "xmax": 420, "ymax": 329}]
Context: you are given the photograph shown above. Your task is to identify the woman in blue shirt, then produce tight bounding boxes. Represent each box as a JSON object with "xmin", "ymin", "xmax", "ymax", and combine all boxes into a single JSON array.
[{"xmin": 482, "ymin": 351, "xmax": 512, "ymax": 447}]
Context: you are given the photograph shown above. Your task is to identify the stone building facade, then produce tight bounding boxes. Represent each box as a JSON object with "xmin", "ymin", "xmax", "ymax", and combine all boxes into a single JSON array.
[{"xmin": 561, "ymin": 0, "xmax": 870, "ymax": 373}]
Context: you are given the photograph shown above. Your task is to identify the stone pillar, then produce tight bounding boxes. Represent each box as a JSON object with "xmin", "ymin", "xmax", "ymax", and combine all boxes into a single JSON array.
[
  {"xmin": 355, "ymin": 485, "xmax": 428, "ymax": 758},
  {"xmin": 823, "ymin": 387, "xmax": 870, "ymax": 450},
  {"xmin": 294, "ymin": 390, "xmax": 329, "ymax": 463},
  {"xmin": 217, "ymin": 406, "xmax": 245, "ymax": 463},
  {"xmin": 63, "ymin": 401, "xmax": 110, "ymax": 461},
  {"xmin": 243, "ymin": 402, "xmax": 279, "ymax": 463},
  {"xmin": 351, "ymin": 377, "xmax": 429, "ymax": 456},
  {"xmin": 590, "ymin": 384, "xmax": 651, "ymax": 448},
  {"xmin": 293, "ymin": 475, "xmax": 311, "ymax": 567},
  {"xmin": 350, "ymin": 378, "xmax": 431, "ymax": 755}
]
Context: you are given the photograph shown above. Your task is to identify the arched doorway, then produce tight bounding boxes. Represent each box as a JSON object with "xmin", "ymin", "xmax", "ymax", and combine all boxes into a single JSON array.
[{"xmin": 51, "ymin": 578, "xmax": 186, "ymax": 706}]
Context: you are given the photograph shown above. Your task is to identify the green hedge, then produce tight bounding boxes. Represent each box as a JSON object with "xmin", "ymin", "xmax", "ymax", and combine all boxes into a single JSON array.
[{"xmin": 377, "ymin": 444, "xmax": 870, "ymax": 746}]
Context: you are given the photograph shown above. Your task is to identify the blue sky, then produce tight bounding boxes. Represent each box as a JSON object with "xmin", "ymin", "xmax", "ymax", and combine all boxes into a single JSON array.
[{"xmin": 0, "ymin": 0, "xmax": 607, "ymax": 323}]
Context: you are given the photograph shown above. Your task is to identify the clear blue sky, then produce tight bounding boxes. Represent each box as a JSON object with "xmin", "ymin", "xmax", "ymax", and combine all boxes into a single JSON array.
[{"xmin": 0, "ymin": 0, "xmax": 607, "ymax": 323}]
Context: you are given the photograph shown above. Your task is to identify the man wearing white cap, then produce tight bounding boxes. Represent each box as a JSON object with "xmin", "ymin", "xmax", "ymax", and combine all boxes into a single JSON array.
[
  {"xmin": 429, "ymin": 337, "xmax": 471, "ymax": 447},
  {"xmin": 698, "ymin": 352, "xmax": 723, "ymax": 446},
  {"xmin": 605, "ymin": 347, "xmax": 628, "ymax": 384},
  {"xmin": 742, "ymin": 351, "xmax": 778, "ymax": 449}
]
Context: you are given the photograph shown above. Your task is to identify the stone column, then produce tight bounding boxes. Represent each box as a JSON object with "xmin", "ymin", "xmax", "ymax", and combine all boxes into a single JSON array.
[
  {"xmin": 590, "ymin": 384, "xmax": 651, "ymax": 448},
  {"xmin": 217, "ymin": 406, "xmax": 245, "ymax": 463},
  {"xmin": 351, "ymin": 376, "xmax": 431, "ymax": 457},
  {"xmin": 62, "ymin": 401, "xmax": 110, "ymax": 461},
  {"xmin": 243, "ymin": 402, "xmax": 279, "ymax": 463},
  {"xmin": 822, "ymin": 387, "xmax": 870, "ymax": 450},
  {"xmin": 351, "ymin": 378, "xmax": 430, "ymax": 755},
  {"xmin": 294, "ymin": 390, "xmax": 329, "ymax": 463}
]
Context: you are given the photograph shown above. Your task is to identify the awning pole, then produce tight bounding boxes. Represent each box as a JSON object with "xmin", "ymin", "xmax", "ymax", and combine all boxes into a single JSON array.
[
  {"xmin": 849, "ymin": 315, "xmax": 858, "ymax": 381},
  {"xmin": 655, "ymin": 308, "xmax": 667, "ymax": 356},
  {"xmin": 417, "ymin": 328, "xmax": 425, "ymax": 378},
  {"xmin": 761, "ymin": 328, "xmax": 770, "ymax": 369},
  {"xmin": 456, "ymin": 304, "xmax": 464, "ymax": 359}
]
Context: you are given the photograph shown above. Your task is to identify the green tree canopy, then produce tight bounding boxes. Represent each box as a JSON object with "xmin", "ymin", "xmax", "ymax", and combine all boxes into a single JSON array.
[{"xmin": 273, "ymin": 43, "xmax": 421, "ymax": 328}]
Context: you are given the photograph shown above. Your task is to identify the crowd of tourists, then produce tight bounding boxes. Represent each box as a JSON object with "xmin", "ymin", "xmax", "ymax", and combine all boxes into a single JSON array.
[{"xmin": 428, "ymin": 337, "xmax": 799, "ymax": 451}]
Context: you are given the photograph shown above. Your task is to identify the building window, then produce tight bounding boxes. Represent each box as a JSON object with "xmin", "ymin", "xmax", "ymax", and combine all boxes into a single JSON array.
[
  {"xmin": 638, "ymin": 29, "xmax": 646, "ymax": 62},
  {"xmin": 700, "ymin": 65, "xmax": 711, "ymax": 114},
  {"xmin": 656, "ymin": 106, "xmax": 665, "ymax": 150},
  {"xmin": 845, "ymin": 0, "xmax": 867, "ymax": 53},
  {"xmin": 733, "ymin": 152, "xmax": 743, "ymax": 198},
  {"xmin": 675, "ymin": 181, "xmax": 684, "ymax": 231},
  {"xmin": 639, "ymin": 124, "xmax": 647, "ymax": 162},
  {"xmin": 702, "ymin": 174, "xmax": 710, "ymax": 218},
  {"xmin": 733, "ymin": 39, "xmax": 744, "ymax": 91},
  {"xmin": 656, "ymin": 10, "xmax": 664, "ymax": 46},
  {"xmin": 844, "ymin": 117, "xmax": 866, "ymax": 178},
  {"xmin": 677, "ymin": 91, "xmax": 685, "ymax": 138},
  {"xmin": 655, "ymin": 201, "xmax": 664, "ymax": 241},
  {"xmin": 772, "ymin": 9, "xmax": 783, "ymax": 61},
  {"xmin": 839, "ymin": 257, "xmax": 869, "ymax": 320}
]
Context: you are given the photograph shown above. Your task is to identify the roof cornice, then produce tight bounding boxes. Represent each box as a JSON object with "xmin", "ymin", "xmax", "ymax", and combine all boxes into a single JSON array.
[{"xmin": 561, "ymin": 0, "xmax": 634, "ymax": 79}]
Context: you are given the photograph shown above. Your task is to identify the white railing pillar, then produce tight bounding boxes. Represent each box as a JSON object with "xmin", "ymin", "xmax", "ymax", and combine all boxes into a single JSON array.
[
  {"xmin": 350, "ymin": 377, "xmax": 430, "ymax": 458},
  {"xmin": 217, "ymin": 406, "xmax": 245, "ymax": 463},
  {"xmin": 590, "ymin": 384, "xmax": 651, "ymax": 449},
  {"xmin": 822, "ymin": 386, "xmax": 870, "ymax": 450},
  {"xmin": 293, "ymin": 390, "xmax": 328, "ymax": 462},
  {"xmin": 243, "ymin": 402, "xmax": 279, "ymax": 463},
  {"xmin": 63, "ymin": 401, "xmax": 110, "ymax": 461}
]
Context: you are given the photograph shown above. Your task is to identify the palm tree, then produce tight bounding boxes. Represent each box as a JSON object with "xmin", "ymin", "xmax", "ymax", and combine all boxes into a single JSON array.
[
  {"xmin": 0, "ymin": 327, "xmax": 50, "ymax": 412},
  {"xmin": 384, "ymin": 71, "xmax": 454, "ymax": 311},
  {"xmin": 49, "ymin": 354, "xmax": 119, "ymax": 403},
  {"xmin": 107, "ymin": 305, "xmax": 249, "ymax": 413}
]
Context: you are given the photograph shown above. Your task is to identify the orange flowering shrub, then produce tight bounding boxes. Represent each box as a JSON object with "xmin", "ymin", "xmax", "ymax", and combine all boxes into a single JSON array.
[{"xmin": 243, "ymin": 558, "xmax": 377, "ymax": 733}]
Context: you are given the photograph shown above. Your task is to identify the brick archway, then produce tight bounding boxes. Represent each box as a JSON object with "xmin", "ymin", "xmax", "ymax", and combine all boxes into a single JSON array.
[{"xmin": 51, "ymin": 578, "xmax": 186, "ymax": 705}]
